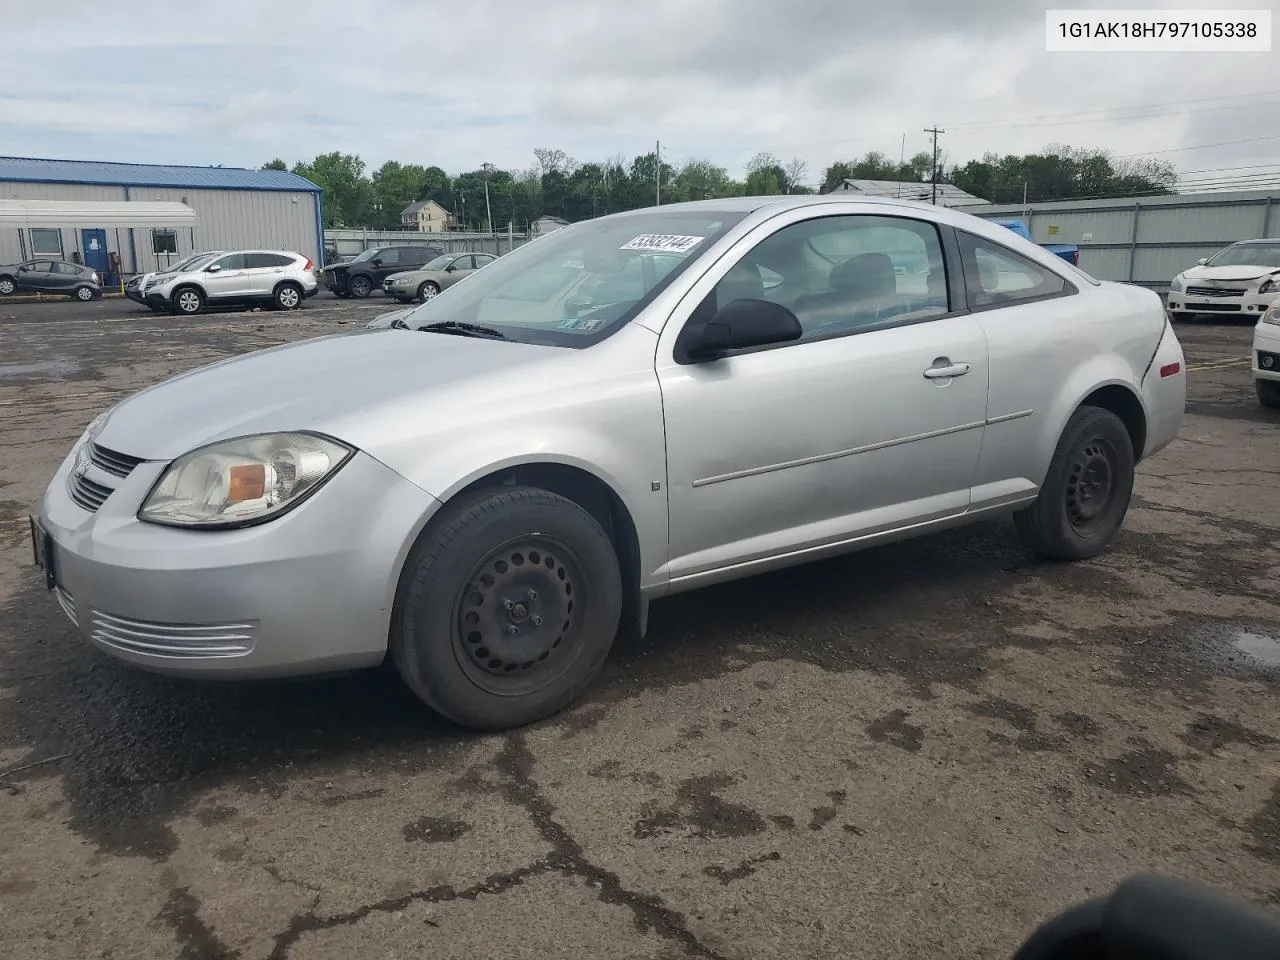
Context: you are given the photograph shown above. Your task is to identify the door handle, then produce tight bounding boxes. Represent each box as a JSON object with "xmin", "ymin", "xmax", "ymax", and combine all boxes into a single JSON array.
[{"xmin": 923, "ymin": 360, "xmax": 972, "ymax": 379}]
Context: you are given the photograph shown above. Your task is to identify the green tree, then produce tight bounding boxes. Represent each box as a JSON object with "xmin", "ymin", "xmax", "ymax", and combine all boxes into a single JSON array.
[
  {"xmin": 371, "ymin": 161, "xmax": 431, "ymax": 229},
  {"xmin": 261, "ymin": 158, "xmax": 288, "ymax": 171},
  {"xmin": 292, "ymin": 153, "xmax": 371, "ymax": 228}
]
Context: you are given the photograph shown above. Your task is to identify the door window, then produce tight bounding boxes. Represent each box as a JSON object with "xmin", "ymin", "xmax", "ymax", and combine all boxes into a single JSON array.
[
  {"xmin": 52, "ymin": 262, "xmax": 82, "ymax": 275},
  {"xmin": 24, "ymin": 261, "xmax": 54, "ymax": 272},
  {"xmin": 454, "ymin": 256, "xmax": 476, "ymax": 270},
  {"xmin": 245, "ymin": 253, "xmax": 292, "ymax": 268},
  {"xmin": 210, "ymin": 253, "xmax": 248, "ymax": 271},
  {"xmin": 701, "ymin": 214, "xmax": 951, "ymax": 343},
  {"xmin": 957, "ymin": 232, "xmax": 1069, "ymax": 308}
]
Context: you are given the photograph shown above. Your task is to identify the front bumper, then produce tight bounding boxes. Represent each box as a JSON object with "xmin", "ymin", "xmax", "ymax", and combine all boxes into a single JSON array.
[
  {"xmin": 37, "ymin": 445, "xmax": 441, "ymax": 679},
  {"xmin": 1254, "ymin": 322, "xmax": 1280, "ymax": 382},
  {"xmin": 383, "ymin": 282, "xmax": 416, "ymax": 298},
  {"xmin": 145, "ymin": 288, "xmax": 173, "ymax": 307},
  {"xmin": 1168, "ymin": 290, "xmax": 1279, "ymax": 316},
  {"xmin": 322, "ymin": 272, "xmax": 347, "ymax": 293}
]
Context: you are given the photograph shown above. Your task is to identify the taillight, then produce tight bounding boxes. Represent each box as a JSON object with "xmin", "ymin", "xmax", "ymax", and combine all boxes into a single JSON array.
[{"xmin": 303, "ymin": 257, "xmax": 313, "ymax": 270}]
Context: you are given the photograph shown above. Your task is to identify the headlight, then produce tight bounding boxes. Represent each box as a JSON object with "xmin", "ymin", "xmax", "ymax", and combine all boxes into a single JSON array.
[
  {"xmin": 1259, "ymin": 277, "xmax": 1279, "ymax": 295},
  {"xmin": 138, "ymin": 432, "xmax": 353, "ymax": 528},
  {"xmin": 1264, "ymin": 301, "xmax": 1280, "ymax": 325},
  {"xmin": 1169, "ymin": 275, "xmax": 1185, "ymax": 293}
]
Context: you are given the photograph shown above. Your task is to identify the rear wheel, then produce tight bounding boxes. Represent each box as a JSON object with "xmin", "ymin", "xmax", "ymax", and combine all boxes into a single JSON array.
[
  {"xmin": 348, "ymin": 275, "xmax": 373, "ymax": 298},
  {"xmin": 1258, "ymin": 379, "xmax": 1280, "ymax": 409},
  {"xmin": 172, "ymin": 286, "xmax": 205, "ymax": 315},
  {"xmin": 0, "ymin": 277, "xmax": 15, "ymax": 295},
  {"xmin": 418, "ymin": 281, "xmax": 440, "ymax": 302},
  {"xmin": 392, "ymin": 486, "xmax": 622, "ymax": 730},
  {"xmin": 1014, "ymin": 406, "xmax": 1135, "ymax": 561},
  {"xmin": 273, "ymin": 282, "xmax": 303, "ymax": 310}
]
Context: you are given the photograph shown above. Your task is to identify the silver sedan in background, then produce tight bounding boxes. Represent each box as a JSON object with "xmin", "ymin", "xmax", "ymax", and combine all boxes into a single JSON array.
[{"xmin": 32, "ymin": 195, "xmax": 1185, "ymax": 730}]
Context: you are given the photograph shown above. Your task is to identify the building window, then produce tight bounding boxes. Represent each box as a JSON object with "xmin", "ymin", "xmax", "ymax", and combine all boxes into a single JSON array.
[
  {"xmin": 29, "ymin": 228, "xmax": 63, "ymax": 257},
  {"xmin": 152, "ymin": 229, "xmax": 178, "ymax": 255}
]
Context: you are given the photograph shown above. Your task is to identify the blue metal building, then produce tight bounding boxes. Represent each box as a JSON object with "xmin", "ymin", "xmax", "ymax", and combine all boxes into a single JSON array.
[{"xmin": 0, "ymin": 156, "xmax": 323, "ymax": 280}]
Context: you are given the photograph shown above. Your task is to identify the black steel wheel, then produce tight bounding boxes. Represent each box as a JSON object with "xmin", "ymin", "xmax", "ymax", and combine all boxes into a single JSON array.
[
  {"xmin": 1014, "ymin": 406, "xmax": 1134, "ymax": 561},
  {"xmin": 348, "ymin": 274, "xmax": 373, "ymax": 298},
  {"xmin": 392, "ymin": 485, "xmax": 623, "ymax": 729}
]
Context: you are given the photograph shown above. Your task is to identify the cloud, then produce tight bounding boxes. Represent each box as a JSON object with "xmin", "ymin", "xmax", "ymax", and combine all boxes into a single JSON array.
[{"xmin": 2, "ymin": 0, "xmax": 1277, "ymax": 187}]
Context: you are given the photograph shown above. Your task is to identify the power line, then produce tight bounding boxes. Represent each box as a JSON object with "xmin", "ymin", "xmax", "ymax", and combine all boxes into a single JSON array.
[{"xmin": 945, "ymin": 89, "xmax": 1280, "ymax": 130}]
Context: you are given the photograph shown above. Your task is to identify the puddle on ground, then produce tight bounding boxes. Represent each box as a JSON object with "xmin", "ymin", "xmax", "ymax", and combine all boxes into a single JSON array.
[
  {"xmin": 1231, "ymin": 630, "xmax": 1280, "ymax": 668},
  {"xmin": 0, "ymin": 359, "xmax": 80, "ymax": 379}
]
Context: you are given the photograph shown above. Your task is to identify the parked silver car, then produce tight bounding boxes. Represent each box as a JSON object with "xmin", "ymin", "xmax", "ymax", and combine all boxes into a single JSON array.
[
  {"xmin": 143, "ymin": 249, "xmax": 318, "ymax": 315},
  {"xmin": 32, "ymin": 195, "xmax": 1185, "ymax": 730},
  {"xmin": 382, "ymin": 252, "xmax": 499, "ymax": 303}
]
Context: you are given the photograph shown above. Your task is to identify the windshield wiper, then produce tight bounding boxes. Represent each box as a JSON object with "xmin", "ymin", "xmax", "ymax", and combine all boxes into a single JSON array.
[{"xmin": 417, "ymin": 321, "xmax": 507, "ymax": 340}]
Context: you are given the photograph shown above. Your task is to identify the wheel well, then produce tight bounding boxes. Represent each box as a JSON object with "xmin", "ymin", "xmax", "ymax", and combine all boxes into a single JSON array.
[
  {"xmin": 172, "ymin": 282, "xmax": 203, "ymax": 298},
  {"xmin": 1081, "ymin": 384, "xmax": 1146, "ymax": 457},
  {"xmin": 274, "ymin": 279, "xmax": 302, "ymax": 293},
  {"xmin": 449, "ymin": 463, "xmax": 644, "ymax": 638}
]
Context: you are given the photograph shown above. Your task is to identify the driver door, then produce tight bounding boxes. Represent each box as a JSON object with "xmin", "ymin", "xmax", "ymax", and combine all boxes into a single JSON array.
[
  {"xmin": 203, "ymin": 253, "xmax": 251, "ymax": 299},
  {"xmin": 654, "ymin": 207, "xmax": 990, "ymax": 586},
  {"xmin": 441, "ymin": 255, "xmax": 475, "ymax": 289},
  {"xmin": 17, "ymin": 261, "xmax": 54, "ymax": 292}
]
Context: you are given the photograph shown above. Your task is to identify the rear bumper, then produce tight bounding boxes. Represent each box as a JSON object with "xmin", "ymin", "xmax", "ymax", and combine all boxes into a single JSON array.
[{"xmin": 1140, "ymin": 317, "xmax": 1187, "ymax": 460}]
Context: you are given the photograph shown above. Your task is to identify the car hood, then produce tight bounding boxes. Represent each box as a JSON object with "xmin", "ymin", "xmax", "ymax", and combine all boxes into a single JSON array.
[
  {"xmin": 1181, "ymin": 264, "xmax": 1280, "ymax": 282},
  {"xmin": 388, "ymin": 270, "xmax": 443, "ymax": 282},
  {"xmin": 93, "ymin": 330, "xmax": 558, "ymax": 461}
]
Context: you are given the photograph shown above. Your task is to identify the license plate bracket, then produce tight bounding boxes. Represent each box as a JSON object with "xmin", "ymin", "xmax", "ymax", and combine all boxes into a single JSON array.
[{"xmin": 29, "ymin": 516, "xmax": 56, "ymax": 591}]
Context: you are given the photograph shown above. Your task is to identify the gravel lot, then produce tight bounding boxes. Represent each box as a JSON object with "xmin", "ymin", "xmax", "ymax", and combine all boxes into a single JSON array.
[{"xmin": 1, "ymin": 296, "xmax": 1278, "ymax": 960}]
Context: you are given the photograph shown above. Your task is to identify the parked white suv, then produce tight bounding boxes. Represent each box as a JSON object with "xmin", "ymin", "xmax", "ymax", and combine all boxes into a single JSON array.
[{"xmin": 144, "ymin": 250, "xmax": 318, "ymax": 315}]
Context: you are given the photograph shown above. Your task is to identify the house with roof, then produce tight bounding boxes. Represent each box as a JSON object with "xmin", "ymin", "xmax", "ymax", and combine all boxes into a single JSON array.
[
  {"xmin": 824, "ymin": 178, "xmax": 990, "ymax": 208},
  {"xmin": 400, "ymin": 199, "xmax": 453, "ymax": 233}
]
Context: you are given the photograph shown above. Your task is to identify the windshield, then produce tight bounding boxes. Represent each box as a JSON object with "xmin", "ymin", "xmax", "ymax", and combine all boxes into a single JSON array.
[
  {"xmin": 171, "ymin": 254, "xmax": 216, "ymax": 273},
  {"xmin": 399, "ymin": 211, "xmax": 746, "ymax": 346},
  {"xmin": 351, "ymin": 248, "xmax": 383, "ymax": 263},
  {"xmin": 1206, "ymin": 242, "xmax": 1280, "ymax": 268},
  {"xmin": 423, "ymin": 255, "xmax": 454, "ymax": 271}
]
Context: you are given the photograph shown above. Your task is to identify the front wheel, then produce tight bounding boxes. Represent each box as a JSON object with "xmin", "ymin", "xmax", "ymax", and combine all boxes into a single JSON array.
[
  {"xmin": 417, "ymin": 281, "xmax": 440, "ymax": 302},
  {"xmin": 73, "ymin": 285, "xmax": 95, "ymax": 302},
  {"xmin": 1258, "ymin": 379, "xmax": 1280, "ymax": 409},
  {"xmin": 1014, "ymin": 406, "xmax": 1135, "ymax": 561},
  {"xmin": 348, "ymin": 275, "xmax": 373, "ymax": 298},
  {"xmin": 392, "ymin": 486, "xmax": 623, "ymax": 730},
  {"xmin": 172, "ymin": 286, "xmax": 205, "ymax": 315}
]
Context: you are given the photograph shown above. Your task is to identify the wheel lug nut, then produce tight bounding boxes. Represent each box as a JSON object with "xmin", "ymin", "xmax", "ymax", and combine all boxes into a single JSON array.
[
  {"xmin": 503, "ymin": 599, "xmax": 514, "ymax": 610},
  {"xmin": 531, "ymin": 615, "xmax": 543, "ymax": 626},
  {"xmin": 507, "ymin": 625, "xmax": 518, "ymax": 635},
  {"xmin": 527, "ymin": 589, "xmax": 538, "ymax": 600}
]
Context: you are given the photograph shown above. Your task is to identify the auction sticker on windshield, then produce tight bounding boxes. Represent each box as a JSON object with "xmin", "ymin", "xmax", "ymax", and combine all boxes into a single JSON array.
[{"xmin": 620, "ymin": 235, "xmax": 706, "ymax": 253}]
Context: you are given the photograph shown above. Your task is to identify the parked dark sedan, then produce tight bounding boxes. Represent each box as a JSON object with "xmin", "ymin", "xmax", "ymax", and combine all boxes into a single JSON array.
[
  {"xmin": 320, "ymin": 244, "xmax": 442, "ymax": 298},
  {"xmin": 0, "ymin": 259, "xmax": 103, "ymax": 301}
]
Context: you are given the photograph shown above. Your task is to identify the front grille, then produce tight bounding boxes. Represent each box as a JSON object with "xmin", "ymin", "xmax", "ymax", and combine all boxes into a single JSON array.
[
  {"xmin": 88, "ymin": 610, "xmax": 256, "ymax": 658},
  {"xmin": 68, "ymin": 473, "xmax": 113, "ymax": 512},
  {"xmin": 88, "ymin": 442, "xmax": 143, "ymax": 478},
  {"xmin": 1186, "ymin": 285, "xmax": 1246, "ymax": 298},
  {"xmin": 55, "ymin": 586, "xmax": 77, "ymax": 627}
]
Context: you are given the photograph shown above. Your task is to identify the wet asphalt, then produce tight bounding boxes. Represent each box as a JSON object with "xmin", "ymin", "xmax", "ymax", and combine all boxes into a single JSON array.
[{"xmin": 1, "ymin": 296, "xmax": 1278, "ymax": 959}]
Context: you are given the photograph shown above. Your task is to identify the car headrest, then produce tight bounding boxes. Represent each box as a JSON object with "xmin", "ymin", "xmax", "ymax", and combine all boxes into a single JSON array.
[{"xmin": 830, "ymin": 252, "xmax": 897, "ymax": 298}]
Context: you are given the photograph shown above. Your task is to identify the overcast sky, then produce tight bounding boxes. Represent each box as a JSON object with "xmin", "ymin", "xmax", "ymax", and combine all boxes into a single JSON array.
[{"xmin": 4, "ymin": 0, "xmax": 1277, "ymax": 188}]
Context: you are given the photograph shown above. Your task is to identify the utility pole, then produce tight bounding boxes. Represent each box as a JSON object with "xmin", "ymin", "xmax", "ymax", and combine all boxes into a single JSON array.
[
  {"xmin": 924, "ymin": 126, "xmax": 945, "ymax": 204},
  {"xmin": 655, "ymin": 140, "xmax": 661, "ymax": 206},
  {"xmin": 481, "ymin": 162, "xmax": 495, "ymax": 236}
]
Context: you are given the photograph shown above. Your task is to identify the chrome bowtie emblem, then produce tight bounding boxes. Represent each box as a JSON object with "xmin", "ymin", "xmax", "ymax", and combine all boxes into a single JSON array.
[{"xmin": 73, "ymin": 445, "xmax": 91, "ymax": 480}]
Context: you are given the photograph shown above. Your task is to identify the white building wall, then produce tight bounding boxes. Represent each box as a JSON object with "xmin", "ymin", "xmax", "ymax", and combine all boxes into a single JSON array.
[{"xmin": 0, "ymin": 181, "xmax": 320, "ymax": 276}]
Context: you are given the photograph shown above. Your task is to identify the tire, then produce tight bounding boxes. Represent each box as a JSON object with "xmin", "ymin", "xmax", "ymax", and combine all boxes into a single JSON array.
[
  {"xmin": 1258, "ymin": 379, "xmax": 1280, "ymax": 409},
  {"xmin": 417, "ymin": 281, "xmax": 440, "ymax": 302},
  {"xmin": 1014, "ymin": 406, "xmax": 1135, "ymax": 562},
  {"xmin": 273, "ymin": 282, "xmax": 303, "ymax": 310},
  {"xmin": 172, "ymin": 286, "xmax": 205, "ymax": 315},
  {"xmin": 72, "ymin": 285, "xmax": 95, "ymax": 302},
  {"xmin": 0, "ymin": 276, "xmax": 15, "ymax": 296},
  {"xmin": 348, "ymin": 274, "xmax": 373, "ymax": 298},
  {"xmin": 392, "ymin": 485, "xmax": 623, "ymax": 730}
]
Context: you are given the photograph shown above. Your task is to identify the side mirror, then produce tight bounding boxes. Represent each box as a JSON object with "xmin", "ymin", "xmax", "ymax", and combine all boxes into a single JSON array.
[
  {"xmin": 1197, "ymin": 258, "xmax": 1209, "ymax": 265},
  {"xmin": 679, "ymin": 298, "xmax": 803, "ymax": 363},
  {"xmin": 371, "ymin": 258, "xmax": 383, "ymax": 266},
  {"xmin": 206, "ymin": 264, "xmax": 222, "ymax": 273}
]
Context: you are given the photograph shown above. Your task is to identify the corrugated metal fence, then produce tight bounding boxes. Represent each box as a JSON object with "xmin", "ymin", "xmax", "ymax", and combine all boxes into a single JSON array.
[{"xmin": 956, "ymin": 189, "xmax": 1279, "ymax": 290}]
